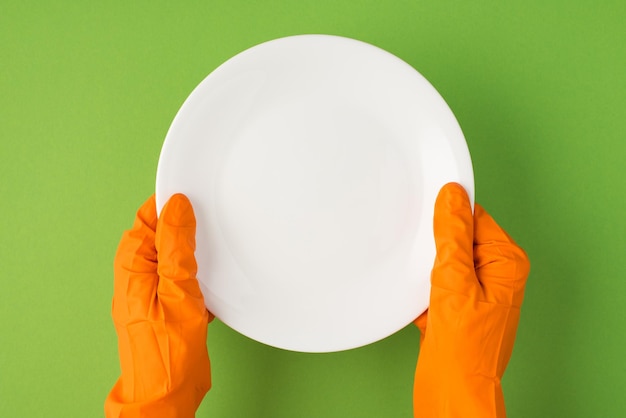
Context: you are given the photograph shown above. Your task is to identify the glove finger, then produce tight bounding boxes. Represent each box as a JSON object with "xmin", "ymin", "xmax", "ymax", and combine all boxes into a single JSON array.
[
  {"xmin": 113, "ymin": 195, "xmax": 159, "ymax": 324},
  {"xmin": 473, "ymin": 204, "xmax": 530, "ymax": 307},
  {"xmin": 155, "ymin": 193, "xmax": 208, "ymax": 322},
  {"xmin": 431, "ymin": 183, "xmax": 477, "ymax": 295},
  {"xmin": 413, "ymin": 309, "xmax": 428, "ymax": 346}
]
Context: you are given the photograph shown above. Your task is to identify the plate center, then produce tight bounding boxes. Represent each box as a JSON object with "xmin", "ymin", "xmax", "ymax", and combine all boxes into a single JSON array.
[{"xmin": 215, "ymin": 100, "xmax": 415, "ymax": 291}]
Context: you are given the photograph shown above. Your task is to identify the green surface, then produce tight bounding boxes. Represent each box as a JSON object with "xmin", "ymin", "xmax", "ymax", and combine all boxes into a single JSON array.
[{"xmin": 1, "ymin": 1, "xmax": 625, "ymax": 416}]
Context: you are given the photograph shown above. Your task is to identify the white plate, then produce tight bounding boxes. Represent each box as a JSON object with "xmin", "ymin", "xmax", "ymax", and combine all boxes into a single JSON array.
[{"xmin": 156, "ymin": 35, "xmax": 473, "ymax": 352}]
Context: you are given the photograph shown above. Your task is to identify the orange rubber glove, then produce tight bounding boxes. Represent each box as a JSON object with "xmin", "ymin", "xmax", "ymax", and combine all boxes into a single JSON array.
[
  {"xmin": 105, "ymin": 194, "xmax": 212, "ymax": 418},
  {"xmin": 413, "ymin": 183, "xmax": 530, "ymax": 418}
]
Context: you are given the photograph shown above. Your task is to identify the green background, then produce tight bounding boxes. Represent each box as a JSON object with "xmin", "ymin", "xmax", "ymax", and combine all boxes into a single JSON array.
[{"xmin": 1, "ymin": 1, "xmax": 625, "ymax": 416}]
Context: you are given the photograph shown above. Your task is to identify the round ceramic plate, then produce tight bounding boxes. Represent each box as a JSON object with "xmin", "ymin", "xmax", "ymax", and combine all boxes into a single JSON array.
[{"xmin": 156, "ymin": 35, "xmax": 473, "ymax": 352}]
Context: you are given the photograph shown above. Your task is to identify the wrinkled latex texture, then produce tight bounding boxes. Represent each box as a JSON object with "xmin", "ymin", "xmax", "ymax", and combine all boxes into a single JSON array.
[
  {"xmin": 105, "ymin": 194, "xmax": 212, "ymax": 418},
  {"xmin": 413, "ymin": 183, "xmax": 530, "ymax": 418}
]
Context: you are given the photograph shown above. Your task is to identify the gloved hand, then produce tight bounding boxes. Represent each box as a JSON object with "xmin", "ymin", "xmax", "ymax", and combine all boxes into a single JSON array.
[
  {"xmin": 413, "ymin": 183, "xmax": 530, "ymax": 418},
  {"xmin": 105, "ymin": 194, "xmax": 212, "ymax": 418}
]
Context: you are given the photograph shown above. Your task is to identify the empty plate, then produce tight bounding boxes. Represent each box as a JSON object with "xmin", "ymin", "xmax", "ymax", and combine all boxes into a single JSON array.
[{"xmin": 156, "ymin": 34, "xmax": 473, "ymax": 352}]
